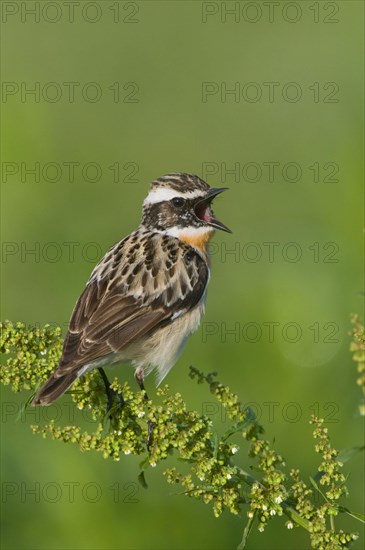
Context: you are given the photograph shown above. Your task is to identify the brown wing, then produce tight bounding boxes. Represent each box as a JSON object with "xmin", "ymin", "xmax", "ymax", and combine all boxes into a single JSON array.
[{"xmin": 55, "ymin": 230, "xmax": 209, "ymax": 377}]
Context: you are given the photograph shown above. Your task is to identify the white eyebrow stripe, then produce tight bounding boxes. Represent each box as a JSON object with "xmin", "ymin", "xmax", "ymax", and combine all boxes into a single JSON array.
[{"xmin": 143, "ymin": 187, "xmax": 205, "ymax": 205}]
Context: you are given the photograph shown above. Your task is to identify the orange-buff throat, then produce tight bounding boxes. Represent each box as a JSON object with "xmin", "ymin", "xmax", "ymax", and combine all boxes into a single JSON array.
[{"xmin": 177, "ymin": 229, "xmax": 214, "ymax": 254}]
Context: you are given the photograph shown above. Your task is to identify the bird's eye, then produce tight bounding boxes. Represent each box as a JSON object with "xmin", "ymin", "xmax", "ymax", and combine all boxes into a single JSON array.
[{"xmin": 172, "ymin": 197, "xmax": 185, "ymax": 208}]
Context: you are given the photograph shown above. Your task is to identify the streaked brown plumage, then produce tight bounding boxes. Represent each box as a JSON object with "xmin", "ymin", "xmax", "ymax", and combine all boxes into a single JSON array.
[{"xmin": 32, "ymin": 173, "xmax": 231, "ymax": 406}]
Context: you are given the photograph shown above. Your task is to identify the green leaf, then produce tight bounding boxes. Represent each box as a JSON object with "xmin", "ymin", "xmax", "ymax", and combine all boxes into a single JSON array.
[
  {"xmin": 221, "ymin": 408, "xmax": 258, "ymax": 442},
  {"xmin": 16, "ymin": 393, "xmax": 36, "ymax": 421},
  {"xmin": 309, "ymin": 476, "xmax": 327, "ymax": 501},
  {"xmin": 237, "ymin": 513, "xmax": 256, "ymax": 550},
  {"xmin": 138, "ymin": 470, "xmax": 148, "ymax": 489},
  {"xmin": 337, "ymin": 446, "xmax": 365, "ymax": 464},
  {"xmin": 339, "ymin": 507, "xmax": 365, "ymax": 524},
  {"xmin": 139, "ymin": 456, "xmax": 150, "ymax": 471}
]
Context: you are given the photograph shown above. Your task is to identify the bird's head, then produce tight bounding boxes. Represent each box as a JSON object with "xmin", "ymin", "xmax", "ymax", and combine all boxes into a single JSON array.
[{"xmin": 142, "ymin": 174, "xmax": 231, "ymax": 249}]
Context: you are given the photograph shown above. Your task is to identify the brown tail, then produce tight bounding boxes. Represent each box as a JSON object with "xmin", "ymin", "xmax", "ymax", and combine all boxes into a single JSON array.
[{"xmin": 32, "ymin": 371, "xmax": 79, "ymax": 406}]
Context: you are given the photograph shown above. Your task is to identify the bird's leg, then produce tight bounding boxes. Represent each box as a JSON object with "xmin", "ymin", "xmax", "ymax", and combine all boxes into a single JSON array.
[
  {"xmin": 135, "ymin": 369, "xmax": 156, "ymax": 449},
  {"xmin": 147, "ymin": 419, "xmax": 156, "ymax": 450},
  {"xmin": 98, "ymin": 367, "xmax": 124, "ymax": 415},
  {"xmin": 135, "ymin": 369, "xmax": 149, "ymax": 401}
]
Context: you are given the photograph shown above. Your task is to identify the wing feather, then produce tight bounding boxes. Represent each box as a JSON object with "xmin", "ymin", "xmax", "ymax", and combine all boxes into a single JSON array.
[{"xmin": 55, "ymin": 230, "xmax": 209, "ymax": 376}]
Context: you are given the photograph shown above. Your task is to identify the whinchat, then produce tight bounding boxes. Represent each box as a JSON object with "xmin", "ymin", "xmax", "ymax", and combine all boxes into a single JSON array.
[{"xmin": 33, "ymin": 173, "xmax": 231, "ymax": 406}]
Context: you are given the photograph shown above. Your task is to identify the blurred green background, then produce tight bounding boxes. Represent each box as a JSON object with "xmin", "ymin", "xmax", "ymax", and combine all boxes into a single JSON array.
[{"xmin": 1, "ymin": 1, "xmax": 364, "ymax": 549}]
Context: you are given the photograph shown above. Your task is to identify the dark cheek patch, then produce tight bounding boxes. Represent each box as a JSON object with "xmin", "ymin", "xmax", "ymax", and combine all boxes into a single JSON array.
[
  {"xmin": 144, "ymin": 202, "xmax": 178, "ymax": 229},
  {"xmin": 143, "ymin": 199, "xmax": 204, "ymax": 229}
]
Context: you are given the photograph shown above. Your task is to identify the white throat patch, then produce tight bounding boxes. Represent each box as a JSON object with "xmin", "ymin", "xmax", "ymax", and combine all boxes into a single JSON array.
[{"xmin": 163, "ymin": 226, "xmax": 215, "ymax": 239}]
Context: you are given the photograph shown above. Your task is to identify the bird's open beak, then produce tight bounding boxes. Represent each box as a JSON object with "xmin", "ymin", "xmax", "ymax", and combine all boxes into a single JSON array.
[{"xmin": 194, "ymin": 187, "xmax": 232, "ymax": 233}]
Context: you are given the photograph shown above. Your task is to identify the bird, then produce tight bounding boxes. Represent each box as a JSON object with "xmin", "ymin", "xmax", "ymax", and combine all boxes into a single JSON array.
[{"xmin": 32, "ymin": 173, "xmax": 231, "ymax": 406}]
